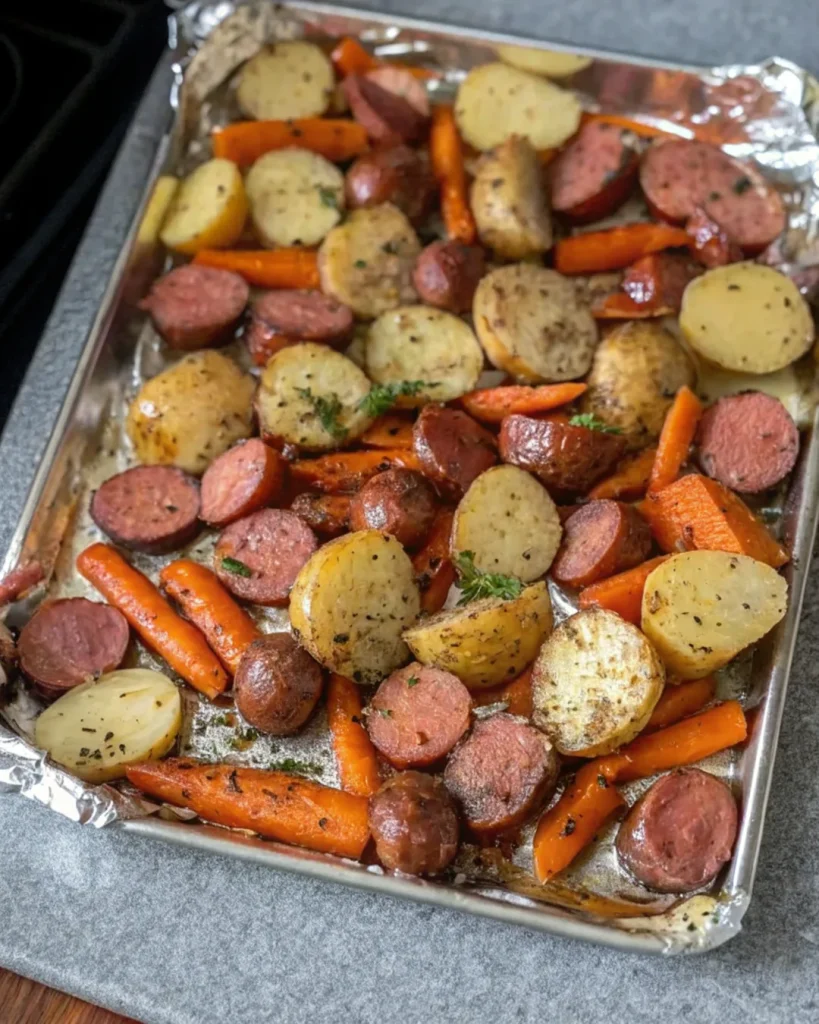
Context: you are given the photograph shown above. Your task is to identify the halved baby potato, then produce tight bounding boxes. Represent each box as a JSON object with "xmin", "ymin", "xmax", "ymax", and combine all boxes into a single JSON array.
[
  {"xmin": 159, "ymin": 159, "xmax": 247, "ymax": 255},
  {"xmin": 34, "ymin": 669, "xmax": 182, "ymax": 784},
  {"xmin": 236, "ymin": 41, "xmax": 334, "ymax": 121},
  {"xmin": 496, "ymin": 45, "xmax": 592, "ymax": 79},
  {"xmin": 365, "ymin": 305, "xmax": 484, "ymax": 404}
]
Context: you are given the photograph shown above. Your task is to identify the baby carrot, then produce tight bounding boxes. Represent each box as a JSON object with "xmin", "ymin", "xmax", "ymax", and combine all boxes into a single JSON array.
[
  {"xmin": 554, "ymin": 223, "xmax": 691, "ymax": 275},
  {"xmin": 644, "ymin": 677, "xmax": 717, "ymax": 733},
  {"xmin": 290, "ymin": 449, "xmax": 421, "ymax": 494},
  {"xmin": 578, "ymin": 555, "xmax": 671, "ymax": 625},
  {"xmin": 647, "ymin": 386, "xmax": 703, "ymax": 494},
  {"xmin": 412, "ymin": 508, "xmax": 455, "ymax": 614},
  {"xmin": 360, "ymin": 414, "xmax": 414, "ymax": 450},
  {"xmin": 461, "ymin": 383, "xmax": 587, "ymax": 424},
  {"xmin": 587, "ymin": 448, "xmax": 657, "ymax": 501},
  {"xmin": 193, "ymin": 249, "xmax": 320, "ymax": 289},
  {"xmin": 327, "ymin": 674, "xmax": 382, "ymax": 797},
  {"xmin": 430, "ymin": 106, "xmax": 476, "ymax": 245},
  {"xmin": 472, "ymin": 665, "xmax": 534, "ymax": 718},
  {"xmin": 212, "ymin": 119, "xmax": 368, "ymax": 166}
]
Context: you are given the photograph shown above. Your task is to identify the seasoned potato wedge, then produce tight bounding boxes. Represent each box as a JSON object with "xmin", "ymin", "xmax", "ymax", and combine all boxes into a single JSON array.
[
  {"xmin": 290, "ymin": 530, "xmax": 420, "ymax": 685},
  {"xmin": 532, "ymin": 608, "xmax": 664, "ymax": 756},
  {"xmin": 127, "ymin": 351, "xmax": 254, "ymax": 475},
  {"xmin": 496, "ymin": 45, "xmax": 592, "ymax": 79},
  {"xmin": 236, "ymin": 41, "xmax": 334, "ymax": 121},
  {"xmin": 452, "ymin": 466, "xmax": 561, "ymax": 582},
  {"xmin": 159, "ymin": 159, "xmax": 247, "ymax": 255},
  {"xmin": 641, "ymin": 551, "xmax": 788, "ymax": 678},
  {"xmin": 246, "ymin": 149, "xmax": 344, "ymax": 248},
  {"xmin": 474, "ymin": 264, "xmax": 597, "ymax": 383},
  {"xmin": 256, "ymin": 342, "xmax": 373, "ymax": 451},
  {"xmin": 365, "ymin": 306, "xmax": 484, "ymax": 404},
  {"xmin": 455, "ymin": 62, "xmax": 581, "ymax": 151},
  {"xmin": 35, "ymin": 670, "xmax": 182, "ymax": 783},
  {"xmin": 471, "ymin": 136, "xmax": 553, "ymax": 260},
  {"xmin": 137, "ymin": 176, "xmax": 178, "ymax": 249},
  {"xmin": 404, "ymin": 581, "xmax": 553, "ymax": 690},
  {"xmin": 319, "ymin": 204, "xmax": 421, "ymax": 319},
  {"xmin": 581, "ymin": 321, "xmax": 695, "ymax": 449},
  {"xmin": 680, "ymin": 262, "xmax": 814, "ymax": 374}
]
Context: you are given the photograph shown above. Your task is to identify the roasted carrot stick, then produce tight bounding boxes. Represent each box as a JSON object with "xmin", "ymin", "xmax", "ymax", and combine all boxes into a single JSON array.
[
  {"xmin": 577, "ymin": 555, "xmax": 671, "ymax": 625},
  {"xmin": 461, "ymin": 383, "xmax": 587, "ymax": 424},
  {"xmin": 430, "ymin": 106, "xmax": 476, "ymax": 245},
  {"xmin": 587, "ymin": 448, "xmax": 657, "ymax": 501},
  {"xmin": 647, "ymin": 386, "xmax": 704, "ymax": 494},
  {"xmin": 533, "ymin": 763, "xmax": 626, "ymax": 882},
  {"xmin": 644, "ymin": 677, "xmax": 716, "ymax": 733},
  {"xmin": 412, "ymin": 508, "xmax": 455, "ymax": 614},
  {"xmin": 212, "ymin": 119, "xmax": 369, "ymax": 166},
  {"xmin": 639, "ymin": 475, "xmax": 788, "ymax": 568},
  {"xmin": 193, "ymin": 249, "xmax": 320, "ymax": 290},
  {"xmin": 159, "ymin": 560, "xmax": 261, "ymax": 675},
  {"xmin": 331, "ymin": 36, "xmax": 436, "ymax": 80},
  {"xmin": 327, "ymin": 674, "xmax": 382, "ymax": 797},
  {"xmin": 472, "ymin": 665, "xmax": 534, "ymax": 718},
  {"xmin": 554, "ymin": 223, "xmax": 691, "ymax": 275},
  {"xmin": 77, "ymin": 543, "xmax": 228, "ymax": 700},
  {"xmin": 290, "ymin": 449, "xmax": 421, "ymax": 494},
  {"xmin": 125, "ymin": 759, "xmax": 371, "ymax": 859},
  {"xmin": 360, "ymin": 413, "xmax": 414, "ymax": 449},
  {"xmin": 580, "ymin": 112, "xmax": 683, "ymax": 140}
]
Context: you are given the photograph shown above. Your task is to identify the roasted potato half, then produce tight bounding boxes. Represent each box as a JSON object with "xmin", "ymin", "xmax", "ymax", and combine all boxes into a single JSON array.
[
  {"xmin": 236, "ymin": 41, "xmax": 334, "ymax": 121},
  {"xmin": 496, "ymin": 45, "xmax": 592, "ymax": 79},
  {"xmin": 159, "ymin": 159, "xmax": 247, "ymax": 255},
  {"xmin": 532, "ymin": 607, "xmax": 665, "ymax": 756}
]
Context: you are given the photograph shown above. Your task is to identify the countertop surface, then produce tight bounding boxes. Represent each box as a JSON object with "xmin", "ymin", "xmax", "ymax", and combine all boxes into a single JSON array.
[{"xmin": 2, "ymin": 3, "xmax": 819, "ymax": 1023}]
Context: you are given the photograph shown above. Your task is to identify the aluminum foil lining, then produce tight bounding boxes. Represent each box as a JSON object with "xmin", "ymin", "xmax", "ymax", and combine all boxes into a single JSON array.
[{"xmin": 2, "ymin": 0, "xmax": 819, "ymax": 952}]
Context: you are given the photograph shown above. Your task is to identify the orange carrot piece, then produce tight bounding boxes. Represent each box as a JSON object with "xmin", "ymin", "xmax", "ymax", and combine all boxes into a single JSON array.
[
  {"xmin": 331, "ymin": 37, "xmax": 436, "ymax": 80},
  {"xmin": 533, "ymin": 762, "xmax": 626, "ymax": 882},
  {"xmin": 212, "ymin": 119, "xmax": 369, "ymax": 166},
  {"xmin": 430, "ymin": 106, "xmax": 476, "ymax": 245},
  {"xmin": 290, "ymin": 449, "xmax": 421, "ymax": 494},
  {"xmin": 592, "ymin": 292, "xmax": 675, "ymax": 319},
  {"xmin": 647, "ymin": 386, "xmax": 704, "ymax": 494},
  {"xmin": 554, "ymin": 223, "xmax": 691, "ymax": 275},
  {"xmin": 593, "ymin": 700, "xmax": 747, "ymax": 784},
  {"xmin": 577, "ymin": 555, "xmax": 671, "ymax": 625},
  {"xmin": 125, "ymin": 759, "xmax": 370, "ymax": 859},
  {"xmin": 77, "ymin": 544, "xmax": 228, "ymax": 700},
  {"xmin": 412, "ymin": 508, "xmax": 455, "ymax": 614},
  {"xmin": 360, "ymin": 413, "xmax": 414, "ymax": 449},
  {"xmin": 461, "ymin": 383, "xmax": 587, "ymax": 424},
  {"xmin": 472, "ymin": 666, "xmax": 534, "ymax": 718},
  {"xmin": 327, "ymin": 674, "xmax": 382, "ymax": 797},
  {"xmin": 193, "ymin": 249, "xmax": 320, "ymax": 290},
  {"xmin": 644, "ymin": 677, "xmax": 717, "ymax": 733},
  {"xmin": 159, "ymin": 560, "xmax": 261, "ymax": 676},
  {"xmin": 639, "ymin": 475, "xmax": 788, "ymax": 567},
  {"xmin": 587, "ymin": 448, "xmax": 657, "ymax": 501},
  {"xmin": 580, "ymin": 112, "xmax": 682, "ymax": 140}
]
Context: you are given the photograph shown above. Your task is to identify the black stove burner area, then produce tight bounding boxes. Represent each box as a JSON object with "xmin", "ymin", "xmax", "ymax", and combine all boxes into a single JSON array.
[{"xmin": 0, "ymin": 0, "xmax": 168, "ymax": 429}]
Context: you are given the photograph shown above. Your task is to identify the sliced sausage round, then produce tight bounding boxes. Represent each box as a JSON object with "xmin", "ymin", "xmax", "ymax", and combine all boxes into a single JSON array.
[
  {"xmin": 550, "ymin": 121, "xmax": 639, "ymax": 223},
  {"xmin": 0, "ymin": 561, "xmax": 44, "ymax": 606},
  {"xmin": 616, "ymin": 768, "xmax": 738, "ymax": 892},
  {"xmin": 444, "ymin": 713, "xmax": 559, "ymax": 832},
  {"xmin": 550, "ymin": 499, "xmax": 652, "ymax": 588},
  {"xmin": 367, "ymin": 662, "xmax": 471, "ymax": 769},
  {"xmin": 345, "ymin": 145, "xmax": 435, "ymax": 224},
  {"xmin": 139, "ymin": 265, "xmax": 249, "ymax": 350},
  {"xmin": 91, "ymin": 466, "xmax": 201, "ymax": 554},
  {"xmin": 245, "ymin": 319, "xmax": 295, "ymax": 367},
  {"xmin": 19, "ymin": 598, "xmax": 129, "ymax": 696},
  {"xmin": 368, "ymin": 771, "xmax": 459, "ymax": 876},
  {"xmin": 622, "ymin": 252, "xmax": 702, "ymax": 312},
  {"xmin": 348, "ymin": 469, "xmax": 437, "ymax": 549},
  {"xmin": 413, "ymin": 405, "xmax": 498, "ymax": 499},
  {"xmin": 251, "ymin": 290, "xmax": 353, "ymax": 344},
  {"xmin": 499, "ymin": 414, "xmax": 627, "ymax": 498},
  {"xmin": 342, "ymin": 74, "xmax": 429, "ymax": 144},
  {"xmin": 685, "ymin": 207, "xmax": 743, "ymax": 269},
  {"xmin": 639, "ymin": 140, "xmax": 786, "ymax": 252},
  {"xmin": 365, "ymin": 68, "xmax": 430, "ymax": 117},
  {"xmin": 234, "ymin": 633, "xmax": 323, "ymax": 735},
  {"xmin": 200, "ymin": 439, "xmax": 285, "ymax": 527},
  {"xmin": 289, "ymin": 492, "xmax": 352, "ymax": 537},
  {"xmin": 214, "ymin": 509, "xmax": 318, "ymax": 606},
  {"xmin": 696, "ymin": 392, "xmax": 799, "ymax": 493},
  {"xmin": 412, "ymin": 241, "xmax": 486, "ymax": 314}
]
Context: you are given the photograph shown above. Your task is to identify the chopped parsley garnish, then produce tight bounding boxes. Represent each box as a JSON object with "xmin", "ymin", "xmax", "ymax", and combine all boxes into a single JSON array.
[
  {"xmin": 568, "ymin": 413, "xmax": 623, "ymax": 434},
  {"xmin": 732, "ymin": 176, "xmax": 753, "ymax": 195},
  {"xmin": 221, "ymin": 557, "xmax": 252, "ymax": 577},
  {"xmin": 378, "ymin": 708, "xmax": 393, "ymax": 718},
  {"xmin": 407, "ymin": 676, "xmax": 420, "ymax": 687},
  {"xmin": 455, "ymin": 550, "xmax": 524, "ymax": 606},
  {"xmin": 296, "ymin": 387, "xmax": 348, "ymax": 440},
  {"xmin": 318, "ymin": 186, "xmax": 340, "ymax": 209},
  {"xmin": 268, "ymin": 758, "xmax": 324, "ymax": 777},
  {"xmin": 358, "ymin": 380, "xmax": 437, "ymax": 417},
  {"xmin": 354, "ymin": 259, "xmax": 368, "ymax": 269}
]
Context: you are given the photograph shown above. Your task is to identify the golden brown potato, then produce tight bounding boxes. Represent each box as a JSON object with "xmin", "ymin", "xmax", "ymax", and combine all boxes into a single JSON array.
[
  {"xmin": 236, "ymin": 41, "xmax": 334, "ymax": 121},
  {"xmin": 495, "ymin": 45, "xmax": 592, "ymax": 79},
  {"xmin": 159, "ymin": 159, "xmax": 247, "ymax": 255}
]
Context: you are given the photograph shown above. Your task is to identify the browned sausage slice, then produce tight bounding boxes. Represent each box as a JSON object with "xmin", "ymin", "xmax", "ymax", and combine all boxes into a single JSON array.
[
  {"xmin": 696, "ymin": 392, "xmax": 799, "ymax": 493},
  {"xmin": 342, "ymin": 74, "xmax": 429, "ymax": 144},
  {"xmin": 550, "ymin": 121, "xmax": 639, "ymax": 223},
  {"xmin": 621, "ymin": 252, "xmax": 702, "ymax": 312},
  {"xmin": 615, "ymin": 768, "xmax": 738, "ymax": 892},
  {"xmin": 139, "ymin": 265, "xmax": 249, "ymax": 350},
  {"xmin": 200, "ymin": 439, "xmax": 285, "ymax": 527},
  {"xmin": 365, "ymin": 68, "xmax": 430, "ymax": 117},
  {"xmin": 412, "ymin": 241, "xmax": 486, "ymax": 314},
  {"xmin": 413, "ymin": 405, "xmax": 498, "ymax": 499},
  {"xmin": 499, "ymin": 414, "xmax": 627, "ymax": 498},
  {"xmin": 550, "ymin": 499, "xmax": 651, "ymax": 588},
  {"xmin": 368, "ymin": 771, "xmax": 459, "ymax": 875},
  {"xmin": 639, "ymin": 140, "xmax": 786, "ymax": 252},
  {"xmin": 348, "ymin": 468, "xmax": 437, "ymax": 549},
  {"xmin": 19, "ymin": 598, "xmax": 129, "ymax": 696},
  {"xmin": 214, "ymin": 509, "xmax": 318, "ymax": 606},
  {"xmin": 345, "ymin": 145, "xmax": 435, "ymax": 224},
  {"xmin": 234, "ymin": 633, "xmax": 323, "ymax": 735},
  {"xmin": 252, "ymin": 290, "xmax": 353, "ymax": 343},
  {"xmin": 0, "ymin": 561, "xmax": 44, "ymax": 606},
  {"xmin": 289, "ymin": 493, "xmax": 352, "ymax": 537},
  {"xmin": 91, "ymin": 466, "xmax": 201, "ymax": 554},
  {"xmin": 444, "ymin": 713, "xmax": 559, "ymax": 832},
  {"xmin": 367, "ymin": 662, "xmax": 471, "ymax": 768}
]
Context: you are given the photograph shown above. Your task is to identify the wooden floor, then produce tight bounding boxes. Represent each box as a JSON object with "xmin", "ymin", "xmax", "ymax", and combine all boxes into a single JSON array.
[{"xmin": 0, "ymin": 969, "xmax": 138, "ymax": 1024}]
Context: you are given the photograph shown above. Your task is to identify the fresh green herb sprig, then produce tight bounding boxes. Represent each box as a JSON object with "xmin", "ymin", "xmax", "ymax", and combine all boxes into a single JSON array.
[
  {"xmin": 358, "ymin": 380, "xmax": 437, "ymax": 418},
  {"xmin": 268, "ymin": 758, "xmax": 324, "ymax": 778},
  {"xmin": 221, "ymin": 557, "xmax": 252, "ymax": 577},
  {"xmin": 455, "ymin": 551, "xmax": 524, "ymax": 606},
  {"xmin": 568, "ymin": 413, "xmax": 623, "ymax": 434},
  {"xmin": 296, "ymin": 387, "xmax": 348, "ymax": 440},
  {"xmin": 318, "ymin": 186, "xmax": 340, "ymax": 209}
]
